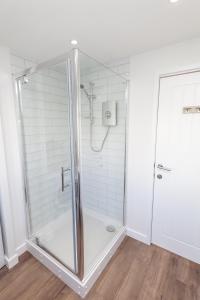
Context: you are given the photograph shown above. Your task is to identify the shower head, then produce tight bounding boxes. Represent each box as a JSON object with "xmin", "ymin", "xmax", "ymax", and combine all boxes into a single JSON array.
[
  {"xmin": 80, "ymin": 84, "xmax": 84, "ymax": 89},
  {"xmin": 80, "ymin": 83, "xmax": 96, "ymax": 101},
  {"xmin": 80, "ymin": 83, "xmax": 91, "ymax": 100}
]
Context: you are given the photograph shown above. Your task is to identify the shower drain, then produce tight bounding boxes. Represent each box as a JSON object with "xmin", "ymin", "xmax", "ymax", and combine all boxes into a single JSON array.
[{"xmin": 106, "ymin": 225, "xmax": 116, "ymax": 232}]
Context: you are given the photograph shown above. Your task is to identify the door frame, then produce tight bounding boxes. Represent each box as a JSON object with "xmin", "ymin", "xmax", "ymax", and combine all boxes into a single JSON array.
[{"xmin": 150, "ymin": 65, "xmax": 200, "ymax": 244}]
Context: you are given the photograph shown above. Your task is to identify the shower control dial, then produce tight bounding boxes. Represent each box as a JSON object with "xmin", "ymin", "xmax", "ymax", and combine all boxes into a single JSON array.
[
  {"xmin": 105, "ymin": 111, "xmax": 112, "ymax": 119},
  {"xmin": 102, "ymin": 101, "xmax": 117, "ymax": 126}
]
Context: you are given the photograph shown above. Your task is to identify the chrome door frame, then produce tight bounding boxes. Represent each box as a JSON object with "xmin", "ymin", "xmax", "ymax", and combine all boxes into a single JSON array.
[
  {"xmin": 67, "ymin": 48, "xmax": 84, "ymax": 279},
  {"xmin": 15, "ymin": 78, "xmax": 33, "ymax": 238}
]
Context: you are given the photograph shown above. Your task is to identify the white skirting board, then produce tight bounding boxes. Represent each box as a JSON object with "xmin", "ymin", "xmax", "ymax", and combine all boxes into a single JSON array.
[
  {"xmin": 126, "ymin": 227, "xmax": 150, "ymax": 245},
  {"xmin": 4, "ymin": 242, "xmax": 27, "ymax": 269},
  {"xmin": 27, "ymin": 227, "xmax": 126, "ymax": 298},
  {"xmin": 16, "ymin": 242, "xmax": 27, "ymax": 256},
  {"xmin": 4, "ymin": 254, "xmax": 18, "ymax": 269}
]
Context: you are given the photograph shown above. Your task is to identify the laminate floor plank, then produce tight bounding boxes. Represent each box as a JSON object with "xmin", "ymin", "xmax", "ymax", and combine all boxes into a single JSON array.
[
  {"xmin": 0, "ymin": 260, "xmax": 52, "ymax": 300},
  {"xmin": 0, "ymin": 238, "xmax": 199, "ymax": 300},
  {"xmin": 137, "ymin": 247, "xmax": 171, "ymax": 300},
  {"xmin": 0, "ymin": 256, "xmax": 37, "ymax": 294},
  {"xmin": 35, "ymin": 275, "xmax": 66, "ymax": 300},
  {"xmin": 54, "ymin": 287, "xmax": 79, "ymax": 300},
  {"xmin": 94, "ymin": 238, "xmax": 141, "ymax": 300}
]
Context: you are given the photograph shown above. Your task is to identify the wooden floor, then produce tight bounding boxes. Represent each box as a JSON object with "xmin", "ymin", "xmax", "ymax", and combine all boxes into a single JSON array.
[{"xmin": 0, "ymin": 237, "xmax": 200, "ymax": 300}]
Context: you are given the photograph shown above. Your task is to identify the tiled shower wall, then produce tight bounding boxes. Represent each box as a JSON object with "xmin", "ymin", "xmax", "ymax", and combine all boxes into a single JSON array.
[
  {"xmin": 80, "ymin": 59, "xmax": 129, "ymax": 221},
  {"xmin": 11, "ymin": 54, "xmax": 129, "ymax": 231}
]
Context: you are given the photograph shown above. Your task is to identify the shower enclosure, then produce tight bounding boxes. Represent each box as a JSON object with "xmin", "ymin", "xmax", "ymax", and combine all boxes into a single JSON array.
[{"xmin": 16, "ymin": 48, "xmax": 128, "ymax": 297}]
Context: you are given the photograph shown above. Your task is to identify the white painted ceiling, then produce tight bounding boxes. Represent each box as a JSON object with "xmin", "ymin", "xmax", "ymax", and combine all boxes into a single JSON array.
[{"xmin": 0, "ymin": 0, "xmax": 200, "ymax": 63}]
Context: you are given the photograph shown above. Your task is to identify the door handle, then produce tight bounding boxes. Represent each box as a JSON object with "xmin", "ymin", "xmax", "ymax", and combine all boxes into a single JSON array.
[
  {"xmin": 157, "ymin": 164, "xmax": 172, "ymax": 172},
  {"xmin": 61, "ymin": 167, "xmax": 71, "ymax": 192}
]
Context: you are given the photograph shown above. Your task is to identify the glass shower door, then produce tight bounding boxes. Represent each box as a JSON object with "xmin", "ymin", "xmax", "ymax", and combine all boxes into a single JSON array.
[{"xmin": 17, "ymin": 60, "xmax": 77, "ymax": 272}]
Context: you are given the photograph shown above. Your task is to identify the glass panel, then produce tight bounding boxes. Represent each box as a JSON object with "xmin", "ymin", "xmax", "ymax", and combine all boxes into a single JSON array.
[
  {"xmin": 79, "ymin": 51, "xmax": 127, "ymax": 275},
  {"xmin": 18, "ymin": 61, "xmax": 76, "ymax": 272}
]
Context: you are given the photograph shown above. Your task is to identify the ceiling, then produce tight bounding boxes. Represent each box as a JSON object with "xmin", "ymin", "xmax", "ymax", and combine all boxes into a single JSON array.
[{"xmin": 0, "ymin": 0, "xmax": 200, "ymax": 63}]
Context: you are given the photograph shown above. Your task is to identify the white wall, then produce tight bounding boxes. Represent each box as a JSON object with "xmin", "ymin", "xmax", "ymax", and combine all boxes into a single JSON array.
[
  {"xmin": 0, "ymin": 47, "xmax": 27, "ymax": 267},
  {"xmin": 126, "ymin": 37, "xmax": 200, "ymax": 244}
]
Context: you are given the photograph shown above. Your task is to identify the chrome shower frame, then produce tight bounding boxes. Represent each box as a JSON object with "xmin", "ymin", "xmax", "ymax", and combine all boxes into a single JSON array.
[
  {"xmin": 15, "ymin": 48, "xmax": 129, "ymax": 295},
  {"xmin": 67, "ymin": 49, "xmax": 84, "ymax": 279}
]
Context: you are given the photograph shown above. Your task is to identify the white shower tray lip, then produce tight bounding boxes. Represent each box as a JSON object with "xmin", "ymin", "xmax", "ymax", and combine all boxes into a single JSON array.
[{"xmin": 27, "ymin": 226, "xmax": 126, "ymax": 298}]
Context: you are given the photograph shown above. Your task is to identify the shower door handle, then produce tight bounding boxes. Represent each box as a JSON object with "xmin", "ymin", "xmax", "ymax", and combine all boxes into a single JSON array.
[{"xmin": 61, "ymin": 167, "xmax": 71, "ymax": 192}]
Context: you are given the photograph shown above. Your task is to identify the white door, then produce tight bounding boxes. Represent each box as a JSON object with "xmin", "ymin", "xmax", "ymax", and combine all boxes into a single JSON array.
[{"xmin": 152, "ymin": 71, "xmax": 200, "ymax": 263}]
